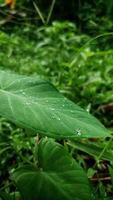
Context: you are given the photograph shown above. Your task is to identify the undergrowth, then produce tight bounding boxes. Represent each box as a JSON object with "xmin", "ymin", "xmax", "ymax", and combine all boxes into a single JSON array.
[
  {"xmin": 0, "ymin": 21, "xmax": 113, "ymax": 199},
  {"xmin": 0, "ymin": 21, "xmax": 113, "ymax": 125}
]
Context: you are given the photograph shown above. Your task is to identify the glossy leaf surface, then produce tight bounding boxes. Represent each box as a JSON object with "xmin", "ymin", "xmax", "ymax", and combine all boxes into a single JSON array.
[{"xmin": 0, "ymin": 70, "xmax": 109, "ymax": 138}]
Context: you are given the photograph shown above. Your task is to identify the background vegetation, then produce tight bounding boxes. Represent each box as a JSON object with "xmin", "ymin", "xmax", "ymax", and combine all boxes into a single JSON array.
[{"xmin": 1, "ymin": 0, "xmax": 113, "ymax": 199}]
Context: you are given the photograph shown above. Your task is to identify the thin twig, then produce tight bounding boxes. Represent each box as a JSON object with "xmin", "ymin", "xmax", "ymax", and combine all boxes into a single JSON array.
[
  {"xmin": 33, "ymin": 1, "xmax": 45, "ymax": 24},
  {"xmin": 90, "ymin": 176, "xmax": 111, "ymax": 182},
  {"xmin": 46, "ymin": 0, "xmax": 56, "ymax": 24}
]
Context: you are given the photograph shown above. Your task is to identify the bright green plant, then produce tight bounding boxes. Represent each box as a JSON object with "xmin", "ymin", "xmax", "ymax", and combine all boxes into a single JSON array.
[{"xmin": 0, "ymin": 70, "xmax": 111, "ymax": 200}]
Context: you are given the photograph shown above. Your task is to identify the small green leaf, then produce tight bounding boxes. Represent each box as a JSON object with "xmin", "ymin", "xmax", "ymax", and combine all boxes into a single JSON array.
[
  {"xmin": 67, "ymin": 140, "xmax": 113, "ymax": 161},
  {"xmin": 0, "ymin": 70, "xmax": 109, "ymax": 138},
  {"xmin": 87, "ymin": 168, "xmax": 96, "ymax": 178},
  {"xmin": 13, "ymin": 138, "xmax": 91, "ymax": 200},
  {"xmin": 0, "ymin": 146, "xmax": 10, "ymax": 155}
]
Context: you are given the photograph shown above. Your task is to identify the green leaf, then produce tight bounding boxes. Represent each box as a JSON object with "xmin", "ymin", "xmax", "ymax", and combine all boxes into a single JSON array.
[
  {"xmin": 67, "ymin": 140, "xmax": 113, "ymax": 161},
  {"xmin": 0, "ymin": 192, "xmax": 12, "ymax": 200},
  {"xmin": 13, "ymin": 138, "xmax": 91, "ymax": 200},
  {"xmin": 0, "ymin": 146, "xmax": 10, "ymax": 155},
  {"xmin": 108, "ymin": 166, "xmax": 113, "ymax": 185},
  {"xmin": 0, "ymin": 70, "xmax": 109, "ymax": 138}
]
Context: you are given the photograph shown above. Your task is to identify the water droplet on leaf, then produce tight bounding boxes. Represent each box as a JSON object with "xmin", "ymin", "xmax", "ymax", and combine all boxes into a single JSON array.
[
  {"xmin": 22, "ymin": 91, "xmax": 26, "ymax": 95},
  {"xmin": 57, "ymin": 117, "xmax": 61, "ymax": 121},
  {"xmin": 51, "ymin": 108, "xmax": 55, "ymax": 111},
  {"xmin": 26, "ymin": 102, "xmax": 31, "ymax": 105},
  {"xmin": 76, "ymin": 129, "xmax": 82, "ymax": 136}
]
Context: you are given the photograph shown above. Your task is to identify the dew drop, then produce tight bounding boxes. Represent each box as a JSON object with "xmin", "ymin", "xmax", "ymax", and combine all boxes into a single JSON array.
[
  {"xmin": 26, "ymin": 102, "xmax": 31, "ymax": 105},
  {"xmin": 22, "ymin": 91, "xmax": 26, "ymax": 95},
  {"xmin": 57, "ymin": 117, "xmax": 61, "ymax": 121},
  {"xmin": 76, "ymin": 129, "xmax": 82, "ymax": 136},
  {"xmin": 70, "ymin": 110, "xmax": 74, "ymax": 113},
  {"xmin": 51, "ymin": 108, "xmax": 55, "ymax": 111}
]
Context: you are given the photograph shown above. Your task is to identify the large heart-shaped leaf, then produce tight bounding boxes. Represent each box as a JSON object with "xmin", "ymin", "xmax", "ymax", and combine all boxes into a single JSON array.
[
  {"xmin": 0, "ymin": 70, "xmax": 109, "ymax": 138},
  {"xmin": 13, "ymin": 138, "xmax": 92, "ymax": 200}
]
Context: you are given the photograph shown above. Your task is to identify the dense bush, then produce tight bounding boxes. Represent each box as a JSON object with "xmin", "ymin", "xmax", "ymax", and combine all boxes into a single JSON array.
[{"xmin": 0, "ymin": 21, "xmax": 113, "ymax": 126}]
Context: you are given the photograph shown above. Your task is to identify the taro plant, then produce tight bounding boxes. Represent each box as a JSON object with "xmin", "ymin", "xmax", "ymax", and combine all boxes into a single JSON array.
[{"xmin": 0, "ymin": 70, "xmax": 111, "ymax": 200}]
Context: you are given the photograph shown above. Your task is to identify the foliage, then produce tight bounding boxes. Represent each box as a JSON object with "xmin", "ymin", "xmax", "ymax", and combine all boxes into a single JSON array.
[
  {"xmin": 0, "ymin": 0, "xmax": 113, "ymax": 34},
  {"xmin": 0, "ymin": 22, "xmax": 113, "ymax": 126},
  {"xmin": 0, "ymin": 10, "xmax": 113, "ymax": 199},
  {"xmin": 13, "ymin": 138, "xmax": 92, "ymax": 200},
  {"xmin": 0, "ymin": 70, "xmax": 109, "ymax": 138},
  {"xmin": 0, "ymin": 0, "xmax": 113, "ymax": 33},
  {"xmin": 0, "ymin": 69, "xmax": 111, "ymax": 200}
]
